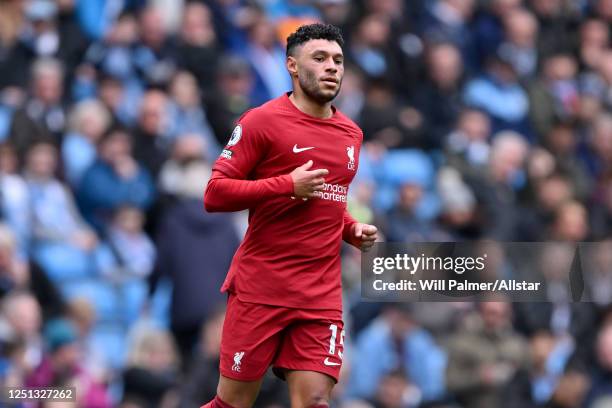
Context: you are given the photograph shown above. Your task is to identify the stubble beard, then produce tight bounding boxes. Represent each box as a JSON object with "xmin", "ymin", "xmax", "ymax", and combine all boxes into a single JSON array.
[{"xmin": 298, "ymin": 68, "xmax": 341, "ymax": 104}]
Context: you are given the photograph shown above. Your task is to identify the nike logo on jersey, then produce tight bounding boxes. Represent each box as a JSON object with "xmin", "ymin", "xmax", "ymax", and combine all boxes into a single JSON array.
[
  {"xmin": 323, "ymin": 357, "xmax": 341, "ymax": 366},
  {"xmin": 293, "ymin": 144, "xmax": 315, "ymax": 153}
]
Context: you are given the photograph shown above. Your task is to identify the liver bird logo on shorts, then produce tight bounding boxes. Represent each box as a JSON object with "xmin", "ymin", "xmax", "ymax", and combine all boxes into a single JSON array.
[
  {"xmin": 232, "ymin": 351, "xmax": 245, "ymax": 372},
  {"xmin": 347, "ymin": 146, "xmax": 355, "ymax": 170}
]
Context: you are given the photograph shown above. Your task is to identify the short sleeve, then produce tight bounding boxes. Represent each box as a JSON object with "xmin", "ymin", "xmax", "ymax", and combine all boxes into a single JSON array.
[{"xmin": 212, "ymin": 109, "xmax": 268, "ymax": 179}]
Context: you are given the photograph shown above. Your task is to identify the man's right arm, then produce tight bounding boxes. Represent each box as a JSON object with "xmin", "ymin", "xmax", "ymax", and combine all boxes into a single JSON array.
[
  {"xmin": 203, "ymin": 170, "xmax": 294, "ymax": 212},
  {"xmin": 204, "ymin": 160, "xmax": 329, "ymax": 213}
]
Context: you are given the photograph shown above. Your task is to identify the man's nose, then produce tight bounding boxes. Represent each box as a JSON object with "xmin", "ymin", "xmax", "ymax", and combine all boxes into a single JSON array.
[
  {"xmin": 325, "ymin": 57, "xmax": 338, "ymax": 72},
  {"xmin": 325, "ymin": 63, "xmax": 337, "ymax": 72}
]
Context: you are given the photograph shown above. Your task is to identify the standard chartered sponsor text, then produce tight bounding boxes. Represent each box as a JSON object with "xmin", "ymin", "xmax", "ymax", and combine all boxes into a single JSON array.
[{"xmin": 313, "ymin": 183, "xmax": 348, "ymax": 202}]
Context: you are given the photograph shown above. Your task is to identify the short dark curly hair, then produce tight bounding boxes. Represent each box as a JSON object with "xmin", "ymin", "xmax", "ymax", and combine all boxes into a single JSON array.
[{"xmin": 286, "ymin": 23, "xmax": 344, "ymax": 57}]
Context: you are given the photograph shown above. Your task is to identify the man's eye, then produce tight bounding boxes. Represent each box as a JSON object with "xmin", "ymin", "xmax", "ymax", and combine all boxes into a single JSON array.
[
  {"xmin": 314, "ymin": 57, "xmax": 324, "ymax": 62},
  {"xmin": 335, "ymin": 60, "xmax": 343, "ymax": 64}
]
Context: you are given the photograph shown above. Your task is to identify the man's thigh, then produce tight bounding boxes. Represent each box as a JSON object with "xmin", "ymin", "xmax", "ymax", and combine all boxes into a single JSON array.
[
  {"xmin": 272, "ymin": 310, "xmax": 345, "ymax": 383},
  {"xmin": 220, "ymin": 294, "xmax": 288, "ymax": 381}
]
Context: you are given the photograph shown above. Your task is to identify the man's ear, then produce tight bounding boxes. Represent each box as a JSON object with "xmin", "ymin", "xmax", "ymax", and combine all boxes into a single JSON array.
[{"xmin": 286, "ymin": 56, "xmax": 298, "ymax": 78}]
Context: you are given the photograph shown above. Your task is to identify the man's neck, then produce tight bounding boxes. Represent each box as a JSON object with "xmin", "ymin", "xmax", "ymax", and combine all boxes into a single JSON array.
[{"xmin": 289, "ymin": 90, "xmax": 333, "ymax": 119}]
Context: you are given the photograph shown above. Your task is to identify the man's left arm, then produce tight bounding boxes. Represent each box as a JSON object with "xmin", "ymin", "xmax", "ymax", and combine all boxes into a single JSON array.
[{"xmin": 342, "ymin": 210, "xmax": 377, "ymax": 252}]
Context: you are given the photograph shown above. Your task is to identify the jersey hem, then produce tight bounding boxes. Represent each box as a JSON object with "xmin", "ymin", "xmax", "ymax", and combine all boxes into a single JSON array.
[
  {"xmin": 220, "ymin": 368, "xmax": 267, "ymax": 382},
  {"xmin": 225, "ymin": 291, "xmax": 343, "ymax": 312}
]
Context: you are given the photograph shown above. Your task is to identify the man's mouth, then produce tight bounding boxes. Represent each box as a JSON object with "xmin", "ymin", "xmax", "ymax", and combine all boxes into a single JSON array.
[{"xmin": 321, "ymin": 77, "xmax": 338, "ymax": 86}]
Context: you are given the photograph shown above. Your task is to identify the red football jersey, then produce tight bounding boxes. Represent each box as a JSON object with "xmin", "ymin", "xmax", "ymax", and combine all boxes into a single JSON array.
[{"xmin": 211, "ymin": 93, "xmax": 363, "ymax": 311}]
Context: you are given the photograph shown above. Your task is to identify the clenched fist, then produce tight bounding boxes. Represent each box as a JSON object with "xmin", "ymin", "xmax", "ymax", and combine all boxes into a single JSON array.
[{"xmin": 353, "ymin": 223, "xmax": 378, "ymax": 252}]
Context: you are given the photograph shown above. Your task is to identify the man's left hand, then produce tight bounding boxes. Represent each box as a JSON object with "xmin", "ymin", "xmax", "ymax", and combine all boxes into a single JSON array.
[{"xmin": 354, "ymin": 223, "xmax": 378, "ymax": 252}]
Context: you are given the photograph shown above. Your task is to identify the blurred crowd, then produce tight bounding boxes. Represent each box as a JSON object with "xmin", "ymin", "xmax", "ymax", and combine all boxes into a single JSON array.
[{"xmin": 1, "ymin": 0, "xmax": 612, "ymax": 407}]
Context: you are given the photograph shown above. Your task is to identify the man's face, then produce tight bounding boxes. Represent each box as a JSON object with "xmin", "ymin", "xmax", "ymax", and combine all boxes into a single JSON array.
[
  {"xmin": 288, "ymin": 39, "xmax": 344, "ymax": 103},
  {"xmin": 480, "ymin": 301, "xmax": 510, "ymax": 331}
]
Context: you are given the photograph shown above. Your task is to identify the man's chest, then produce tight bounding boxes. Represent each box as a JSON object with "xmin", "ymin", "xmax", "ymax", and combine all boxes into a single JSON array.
[{"xmin": 254, "ymin": 121, "xmax": 360, "ymax": 185}]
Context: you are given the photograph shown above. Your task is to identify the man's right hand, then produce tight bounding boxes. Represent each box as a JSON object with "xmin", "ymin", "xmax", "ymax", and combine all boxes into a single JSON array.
[{"xmin": 290, "ymin": 160, "xmax": 329, "ymax": 199}]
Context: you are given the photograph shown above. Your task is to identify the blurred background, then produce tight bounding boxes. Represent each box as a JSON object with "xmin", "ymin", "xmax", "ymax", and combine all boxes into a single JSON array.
[{"xmin": 1, "ymin": 0, "xmax": 612, "ymax": 406}]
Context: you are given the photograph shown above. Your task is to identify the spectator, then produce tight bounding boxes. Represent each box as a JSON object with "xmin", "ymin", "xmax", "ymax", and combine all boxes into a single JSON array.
[
  {"xmin": 317, "ymin": 0, "xmax": 352, "ymax": 35},
  {"xmin": 528, "ymin": 54, "xmax": 580, "ymax": 138},
  {"xmin": 97, "ymin": 71, "xmax": 139, "ymax": 127},
  {"xmin": 503, "ymin": 330, "xmax": 575, "ymax": 408},
  {"xmin": 203, "ymin": 0, "xmax": 261, "ymax": 53},
  {"xmin": 346, "ymin": 303, "xmax": 447, "ymax": 403},
  {"xmin": 27, "ymin": 318, "xmax": 112, "ymax": 408},
  {"xmin": 545, "ymin": 369, "xmax": 590, "ymax": 408},
  {"xmin": 412, "ymin": 42, "xmax": 465, "ymax": 149},
  {"xmin": 579, "ymin": 113, "xmax": 612, "ymax": 180},
  {"xmin": 360, "ymin": 0, "xmax": 424, "ymax": 96},
  {"xmin": 24, "ymin": 142, "xmax": 102, "ymax": 282},
  {"xmin": 166, "ymin": 71, "xmax": 220, "ymax": 158},
  {"xmin": 151, "ymin": 152, "xmax": 239, "ymax": 365},
  {"xmin": 133, "ymin": 7, "xmax": 176, "ymax": 88},
  {"xmin": 549, "ymin": 200, "xmax": 589, "ymax": 241},
  {"xmin": 65, "ymin": 297, "xmax": 105, "ymax": 376},
  {"xmin": 245, "ymin": 17, "xmax": 292, "ymax": 105},
  {"xmin": 530, "ymin": 0, "xmax": 580, "ymax": 56},
  {"xmin": 446, "ymin": 301, "xmax": 528, "ymax": 408},
  {"xmin": 595, "ymin": 0, "xmax": 612, "ymax": 23},
  {"xmin": 381, "ymin": 182, "xmax": 448, "ymax": 242},
  {"xmin": 205, "ymin": 55, "xmax": 256, "ymax": 147},
  {"xmin": 582, "ymin": 241, "xmax": 612, "ymax": 306},
  {"xmin": 372, "ymin": 370, "xmax": 422, "ymax": 408},
  {"xmin": 132, "ymin": 89, "xmax": 171, "ymax": 178},
  {"xmin": 9, "ymin": 58, "xmax": 66, "ymax": 160},
  {"xmin": 0, "ymin": 223, "xmax": 65, "ymax": 320},
  {"xmin": 512, "ymin": 244, "xmax": 597, "ymax": 366},
  {"xmin": 471, "ymin": 0, "xmax": 521, "ymax": 68},
  {"xmin": 501, "ymin": 8, "xmax": 539, "ymax": 79},
  {"xmin": 75, "ymin": 0, "xmax": 140, "ymax": 40},
  {"xmin": 0, "ymin": 143, "xmax": 31, "ymax": 259},
  {"xmin": 77, "ymin": 128, "xmax": 155, "ymax": 233},
  {"xmin": 0, "ymin": 0, "xmax": 28, "ymax": 89},
  {"xmin": 467, "ymin": 131, "xmax": 529, "ymax": 240},
  {"xmin": 0, "ymin": 291, "xmax": 43, "ymax": 377},
  {"xmin": 104, "ymin": 206, "xmax": 155, "ymax": 327},
  {"xmin": 576, "ymin": 19, "xmax": 609, "ymax": 72},
  {"xmin": 19, "ymin": 0, "xmax": 89, "ymax": 79},
  {"xmin": 584, "ymin": 322, "xmax": 612, "ymax": 407},
  {"xmin": 348, "ymin": 14, "xmax": 402, "ymax": 85},
  {"xmin": 437, "ymin": 166, "xmax": 479, "ymax": 240},
  {"xmin": 445, "ymin": 108, "xmax": 492, "ymax": 178},
  {"xmin": 421, "ymin": 0, "xmax": 477, "ymax": 71},
  {"xmin": 176, "ymin": 2, "xmax": 220, "ymax": 95},
  {"xmin": 357, "ymin": 80, "xmax": 424, "ymax": 149},
  {"xmin": 522, "ymin": 171, "xmax": 574, "ymax": 240},
  {"xmin": 541, "ymin": 120, "xmax": 591, "ymax": 200},
  {"xmin": 62, "ymin": 99, "xmax": 111, "ymax": 187},
  {"xmin": 590, "ymin": 177, "xmax": 612, "ymax": 239},
  {"xmin": 158, "ymin": 134, "xmax": 211, "ymax": 202},
  {"xmin": 463, "ymin": 47, "xmax": 531, "ymax": 137},
  {"xmin": 121, "ymin": 326, "xmax": 180, "ymax": 408},
  {"xmin": 84, "ymin": 12, "xmax": 140, "ymax": 85},
  {"xmin": 334, "ymin": 67, "xmax": 366, "ymax": 120},
  {"xmin": 580, "ymin": 50, "xmax": 612, "ymax": 112}
]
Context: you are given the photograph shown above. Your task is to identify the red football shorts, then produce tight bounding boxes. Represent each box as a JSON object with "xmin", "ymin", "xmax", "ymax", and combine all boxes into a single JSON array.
[{"xmin": 219, "ymin": 294, "xmax": 345, "ymax": 383}]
